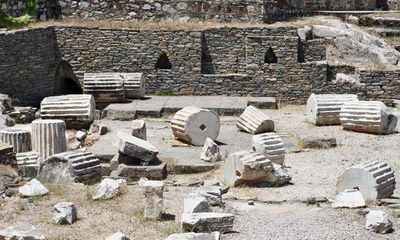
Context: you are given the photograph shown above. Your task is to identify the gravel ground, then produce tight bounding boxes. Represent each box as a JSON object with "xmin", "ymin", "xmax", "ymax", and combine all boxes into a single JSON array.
[{"xmin": 1, "ymin": 105, "xmax": 399, "ymax": 239}]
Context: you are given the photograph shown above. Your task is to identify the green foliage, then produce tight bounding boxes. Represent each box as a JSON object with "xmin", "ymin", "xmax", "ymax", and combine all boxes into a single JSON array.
[{"xmin": 0, "ymin": 0, "xmax": 37, "ymax": 29}]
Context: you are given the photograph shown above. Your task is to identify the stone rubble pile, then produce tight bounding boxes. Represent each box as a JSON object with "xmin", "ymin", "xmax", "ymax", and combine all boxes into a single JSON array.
[
  {"xmin": 0, "ymin": 141, "xmax": 16, "ymax": 167},
  {"xmin": 307, "ymin": 93, "xmax": 359, "ymax": 125},
  {"xmin": 40, "ymin": 94, "xmax": 96, "ymax": 129},
  {"xmin": 110, "ymin": 131, "xmax": 167, "ymax": 181},
  {"xmin": 236, "ymin": 106, "xmax": 274, "ymax": 134},
  {"xmin": 171, "ymin": 107, "xmax": 220, "ymax": 146}
]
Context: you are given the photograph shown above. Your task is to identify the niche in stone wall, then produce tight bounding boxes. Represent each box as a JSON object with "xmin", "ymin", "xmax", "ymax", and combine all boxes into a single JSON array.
[
  {"xmin": 55, "ymin": 61, "xmax": 82, "ymax": 95},
  {"xmin": 155, "ymin": 52, "xmax": 172, "ymax": 69},
  {"xmin": 264, "ymin": 47, "xmax": 278, "ymax": 63}
]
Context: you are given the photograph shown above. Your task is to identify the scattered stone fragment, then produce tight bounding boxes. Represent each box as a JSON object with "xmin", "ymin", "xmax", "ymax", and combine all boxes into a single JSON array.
[
  {"xmin": 340, "ymin": 101, "xmax": 398, "ymax": 134},
  {"xmin": 181, "ymin": 212, "xmax": 234, "ymax": 233},
  {"xmin": 252, "ymin": 132, "xmax": 285, "ymax": 165},
  {"xmin": 76, "ymin": 131, "xmax": 87, "ymax": 142},
  {"xmin": 123, "ymin": 72, "xmax": 146, "ymax": 99},
  {"xmin": 53, "ymin": 202, "xmax": 78, "ymax": 225},
  {"xmin": 171, "ymin": 107, "xmax": 220, "ymax": 146},
  {"xmin": 131, "ymin": 119, "xmax": 146, "ymax": 140},
  {"xmin": 40, "ymin": 94, "xmax": 95, "ymax": 129},
  {"xmin": 332, "ymin": 189, "xmax": 366, "ymax": 208},
  {"xmin": 236, "ymin": 106, "xmax": 274, "ymax": 134},
  {"xmin": 16, "ymin": 151, "xmax": 41, "ymax": 178},
  {"xmin": 0, "ymin": 224, "xmax": 45, "ymax": 240},
  {"xmin": 89, "ymin": 123, "xmax": 108, "ymax": 135},
  {"xmin": 166, "ymin": 232, "xmax": 220, "ymax": 240},
  {"xmin": 37, "ymin": 151, "xmax": 102, "ymax": 184},
  {"xmin": 300, "ymin": 135, "xmax": 337, "ymax": 149},
  {"xmin": 141, "ymin": 180, "xmax": 164, "ymax": 220},
  {"xmin": 8, "ymin": 106, "xmax": 37, "ymax": 124},
  {"xmin": 184, "ymin": 193, "xmax": 211, "ymax": 214},
  {"xmin": 19, "ymin": 179, "xmax": 49, "ymax": 197},
  {"xmin": 365, "ymin": 210, "xmax": 393, "ymax": 234},
  {"xmin": 31, "ymin": 119, "xmax": 67, "ymax": 160},
  {"xmin": 224, "ymin": 151, "xmax": 291, "ymax": 187},
  {"xmin": 92, "ymin": 178, "xmax": 126, "ymax": 200},
  {"xmin": 0, "ymin": 128, "xmax": 31, "ymax": 153},
  {"xmin": 195, "ymin": 186, "xmax": 222, "ymax": 206},
  {"xmin": 307, "ymin": 93, "xmax": 359, "ymax": 125},
  {"xmin": 111, "ymin": 162, "xmax": 167, "ymax": 181},
  {"xmin": 200, "ymin": 138, "xmax": 221, "ymax": 162},
  {"xmin": 337, "ymin": 161, "xmax": 396, "ymax": 202},
  {"xmin": 105, "ymin": 232, "xmax": 132, "ymax": 240},
  {"xmin": 115, "ymin": 131, "xmax": 158, "ymax": 163}
]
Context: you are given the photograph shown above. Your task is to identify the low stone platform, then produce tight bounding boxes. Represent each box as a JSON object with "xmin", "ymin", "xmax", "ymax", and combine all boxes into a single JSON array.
[{"xmin": 102, "ymin": 96, "xmax": 277, "ymax": 120}]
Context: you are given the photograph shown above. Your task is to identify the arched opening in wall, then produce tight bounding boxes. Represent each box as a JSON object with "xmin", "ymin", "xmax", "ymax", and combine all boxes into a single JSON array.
[
  {"xmin": 264, "ymin": 47, "xmax": 278, "ymax": 64},
  {"xmin": 155, "ymin": 52, "xmax": 172, "ymax": 69},
  {"xmin": 55, "ymin": 61, "xmax": 82, "ymax": 95}
]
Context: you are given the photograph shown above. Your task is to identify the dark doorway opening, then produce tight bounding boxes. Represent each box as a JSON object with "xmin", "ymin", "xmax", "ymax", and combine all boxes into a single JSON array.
[
  {"xmin": 264, "ymin": 47, "xmax": 278, "ymax": 63},
  {"xmin": 155, "ymin": 52, "xmax": 172, "ymax": 69},
  {"xmin": 55, "ymin": 61, "xmax": 82, "ymax": 95}
]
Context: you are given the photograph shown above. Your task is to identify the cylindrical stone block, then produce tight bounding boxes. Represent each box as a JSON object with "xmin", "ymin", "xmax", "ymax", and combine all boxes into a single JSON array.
[
  {"xmin": 122, "ymin": 73, "xmax": 146, "ymax": 99},
  {"xmin": 0, "ymin": 128, "xmax": 31, "ymax": 153},
  {"xmin": 83, "ymin": 73, "xmax": 125, "ymax": 103},
  {"xmin": 32, "ymin": 119, "xmax": 67, "ymax": 160},
  {"xmin": 236, "ymin": 106, "xmax": 274, "ymax": 134},
  {"xmin": 171, "ymin": 107, "xmax": 220, "ymax": 146},
  {"xmin": 307, "ymin": 93, "xmax": 359, "ymax": 125},
  {"xmin": 252, "ymin": 132, "xmax": 285, "ymax": 165},
  {"xmin": 337, "ymin": 161, "xmax": 396, "ymax": 202},
  {"xmin": 40, "ymin": 94, "xmax": 96, "ymax": 129},
  {"xmin": 340, "ymin": 101, "xmax": 398, "ymax": 134}
]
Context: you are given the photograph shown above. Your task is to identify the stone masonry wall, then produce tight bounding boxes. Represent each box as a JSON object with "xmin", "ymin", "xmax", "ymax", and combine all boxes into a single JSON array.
[
  {"xmin": 1, "ymin": 0, "xmax": 382, "ymax": 22},
  {"xmin": 0, "ymin": 27, "xmax": 59, "ymax": 105},
  {"xmin": 0, "ymin": 25, "xmax": 399, "ymax": 106}
]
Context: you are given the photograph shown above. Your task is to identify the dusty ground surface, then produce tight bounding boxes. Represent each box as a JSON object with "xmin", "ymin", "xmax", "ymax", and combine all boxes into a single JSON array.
[{"xmin": 1, "ymin": 105, "xmax": 400, "ymax": 239}]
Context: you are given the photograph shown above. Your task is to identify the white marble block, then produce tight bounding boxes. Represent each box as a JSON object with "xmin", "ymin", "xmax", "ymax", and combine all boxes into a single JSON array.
[{"xmin": 236, "ymin": 106, "xmax": 274, "ymax": 134}]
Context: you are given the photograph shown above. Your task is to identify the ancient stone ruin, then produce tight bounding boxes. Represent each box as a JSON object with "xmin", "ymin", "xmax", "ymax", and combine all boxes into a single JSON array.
[{"xmin": 237, "ymin": 106, "xmax": 275, "ymax": 134}]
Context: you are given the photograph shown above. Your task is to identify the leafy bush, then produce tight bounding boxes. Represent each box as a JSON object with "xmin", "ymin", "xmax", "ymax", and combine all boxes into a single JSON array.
[{"xmin": 0, "ymin": 0, "xmax": 37, "ymax": 29}]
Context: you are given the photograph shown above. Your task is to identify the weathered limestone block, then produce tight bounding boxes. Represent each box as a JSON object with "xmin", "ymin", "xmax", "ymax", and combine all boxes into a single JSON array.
[
  {"xmin": 0, "ymin": 141, "xmax": 16, "ymax": 166},
  {"xmin": 332, "ymin": 189, "xmax": 366, "ymax": 209},
  {"xmin": 37, "ymin": 151, "xmax": 102, "ymax": 184},
  {"xmin": 337, "ymin": 161, "xmax": 396, "ymax": 202},
  {"xmin": 105, "ymin": 232, "xmax": 133, "ymax": 240},
  {"xmin": 31, "ymin": 119, "xmax": 67, "ymax": 161},
  {"xmin": 300, "ymin": 135, "xmax": 337, "ymax": 149},
  {"xmin": 236, "ymin": 106, "xmax": 274, "ymax": 134},
  {"xmin": 141, "ymin": 180, "xmax": 164, "ymax": 220},
  {"xmin": 307, "ymin": 93, "xmax": 359, "ymax": 125},
  {"xmin": 184, "ymin": 193, "xmax": 211, "ymax": 214},
  {"xmin": 0, "ymin": 224, "xmax": 45, "ymax": 240},
  {"xmin": 195, "ymin": 186, "xmax": 222, "ymax": 206},
  {"xmin": 224, "ymin": 151, "xmax": 291, "ymax": 187},
  {"xmin": 19, "ymin": 179, "xmax": 49, "ymax": 197},
  {"xmin": 116, "ymin": 132, "xmax": 158, "ymax": 163},
  {"xmin": 171, "ymin": 107, "xmax": 220, "ymax": 146},
  {"xmin": 131, "ymin": 119, "xmax": 146, "ymax": 140},
  {"xmin": 16, "ymin": 151, "xmax": 41, "ymax": 178},
  {"xmin": 92, "ymin": 178, "xmax": 126, "ymax": 200},
  {"xmin": 0, "ymin": 128, "xmax": 31, "ymax": 153},
  {"xmin": 181, "ymin": 212, "xmax": 234, "ymax": 233},
  {"xmin": 340, "ymin": 101, "xmax": 398, "ymax": 134},
  {"xmin": 111, "ymin": 162, "xmax": 167, "ymax": 182},
  {"xmin": 122, "ymin": 73, "xmax": 146, "ymax": 99},
  {"xmin": 252, "ymin": 132, "xmax": 285, "ymax": 165},
  {"xmin": 53, "ymin": 202, "xmax": 78, "ymax": 225},
  {"xmin": 365, "ymin": 210, "xmax": 393, "ymax": 234},
  {"xmin": 40, "ymin": 94, "xmax": 96, "ymax": 129},
  {"xmin": 200, "ymin": 138, "xmax": 221, "ymax": 162},
  {"xmin": 166, "ymin": 232, "xmax": 220, "ymax": 240},
  {"xmin": 83, "ymin": 73, "xmax": 125, "ymax": 103}
]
